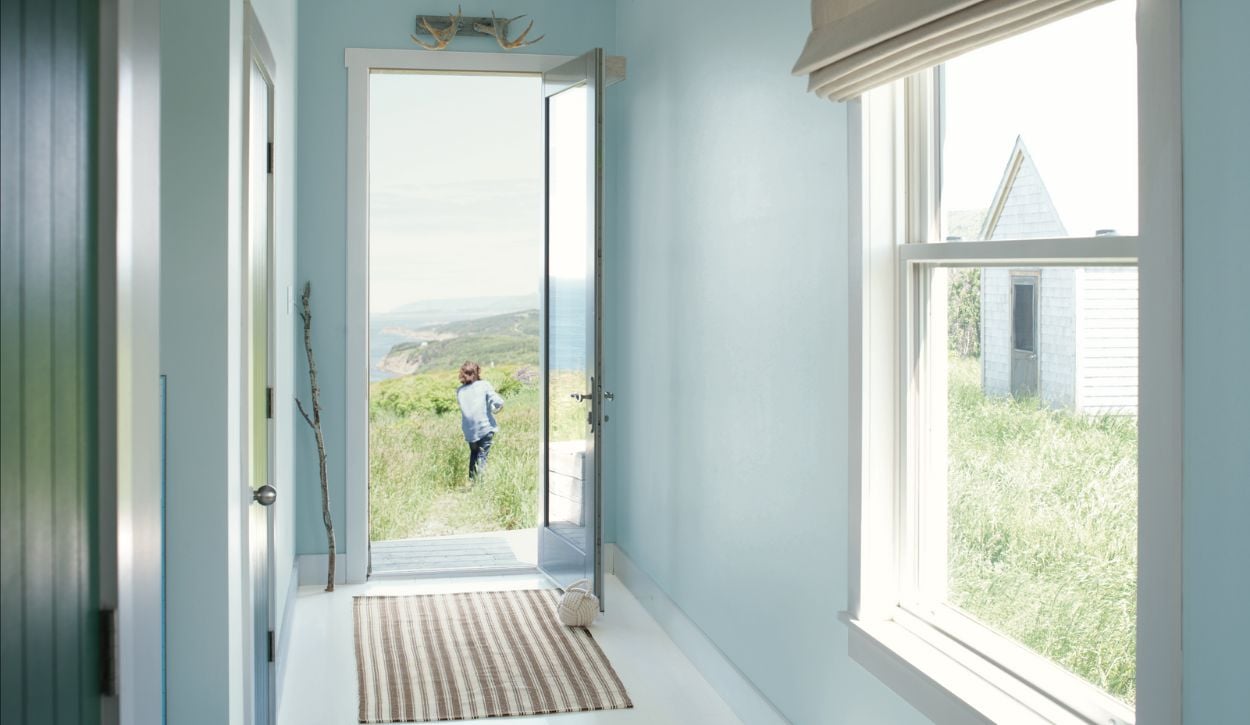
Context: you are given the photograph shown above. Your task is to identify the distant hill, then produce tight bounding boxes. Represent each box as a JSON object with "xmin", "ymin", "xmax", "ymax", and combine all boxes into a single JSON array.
[
  {"xmin": 383, "ymin": 294, "xmax": 539, "ymax": 320},
  {"xmin": 379, "ymin": 309, "xmax": 539, "ymax": 376}
]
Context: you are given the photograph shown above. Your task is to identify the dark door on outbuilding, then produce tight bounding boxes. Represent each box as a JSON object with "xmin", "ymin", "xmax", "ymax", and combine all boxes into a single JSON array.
[
  {"xmin": 1010, "ymin": 272, "xmax": 1040, "ymax": 399},
  {"xmin": 1, "ymin": 0, "xmax": 103, "ymax": 722}
]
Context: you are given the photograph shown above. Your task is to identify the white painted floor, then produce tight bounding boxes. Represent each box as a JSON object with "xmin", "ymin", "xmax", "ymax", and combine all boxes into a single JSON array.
[{"xmin": 278, "ymin": 572, "xmax": 742, "ymax": 725}]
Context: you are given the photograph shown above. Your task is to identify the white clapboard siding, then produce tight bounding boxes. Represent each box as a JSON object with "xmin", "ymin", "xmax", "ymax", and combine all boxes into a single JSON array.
[
  {"xmin": 1076, "ymin": 267, "xmax": 1139, "ymax": 415},
  {"xmin": 981, "ymin": 267, "xmax": 1012, "ymax": 397},
  {"xmin": 1040, "ymin": 267, "xmax": 1076, "ymax": 409}
]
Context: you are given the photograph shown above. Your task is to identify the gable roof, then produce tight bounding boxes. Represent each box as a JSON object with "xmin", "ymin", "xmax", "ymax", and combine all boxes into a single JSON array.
[{"xmin": 978, "ymin": 136, "xmax": 1068, "ymax": 241}]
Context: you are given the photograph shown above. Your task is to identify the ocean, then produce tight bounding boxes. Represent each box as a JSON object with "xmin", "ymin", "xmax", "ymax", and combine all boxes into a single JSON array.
[{"xmin": 369, "ymin": 287, "xmax": 589, "ymax": 382}]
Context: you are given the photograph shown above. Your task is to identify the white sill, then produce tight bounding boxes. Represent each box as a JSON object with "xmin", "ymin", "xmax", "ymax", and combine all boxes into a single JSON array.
[{"xmin": 844, "ymin": 612, "xmax": 1125, "ymax": 725}]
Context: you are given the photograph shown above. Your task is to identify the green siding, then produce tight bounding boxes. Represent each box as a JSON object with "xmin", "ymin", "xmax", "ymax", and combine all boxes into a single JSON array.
[{"xmin": 0, "ymin": 0, "xmax": 100, "ymax": 723}]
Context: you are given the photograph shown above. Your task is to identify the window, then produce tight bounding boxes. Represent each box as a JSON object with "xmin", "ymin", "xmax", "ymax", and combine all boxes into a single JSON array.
[{"xmin": 845, "ymin": 2, "xmax": 1174, "ymax": 723}]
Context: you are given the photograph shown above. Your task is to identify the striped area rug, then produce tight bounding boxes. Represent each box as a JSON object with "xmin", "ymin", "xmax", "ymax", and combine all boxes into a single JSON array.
[{"xmin": 353, "ymin": 590, "xmax": 633, "ymax": 723}]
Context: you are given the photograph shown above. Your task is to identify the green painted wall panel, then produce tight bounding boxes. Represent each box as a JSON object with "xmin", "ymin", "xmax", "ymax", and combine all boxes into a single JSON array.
[{"xmin": 0, "ymin": 0, "xmax": 100, "ymax": 723}]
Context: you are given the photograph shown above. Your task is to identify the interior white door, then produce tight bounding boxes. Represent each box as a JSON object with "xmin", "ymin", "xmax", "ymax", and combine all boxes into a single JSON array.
[
  {"xmin": 539, "ymin": 49, "xmax": 605, "ymax": 604},
  {"xmin": 246, "ymin": 57, "xmax": 277, "ymax": 724}
]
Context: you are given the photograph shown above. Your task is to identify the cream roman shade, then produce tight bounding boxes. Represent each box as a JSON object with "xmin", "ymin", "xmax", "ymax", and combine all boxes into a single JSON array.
[{"xmin": 793, "ymin": 0, "xmax": 1112, "ymax": 101}]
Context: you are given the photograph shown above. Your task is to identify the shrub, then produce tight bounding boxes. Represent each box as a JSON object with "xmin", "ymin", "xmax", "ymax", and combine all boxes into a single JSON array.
[{"xmin": 948, "ymin": 267, "xmax": 981, "ymax": 357}]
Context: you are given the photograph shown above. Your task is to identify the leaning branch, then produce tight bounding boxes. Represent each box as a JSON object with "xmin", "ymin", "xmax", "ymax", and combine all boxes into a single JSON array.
[{"xmin": 297, "ymin": 281, "xmax": 336, "ymax": 592}]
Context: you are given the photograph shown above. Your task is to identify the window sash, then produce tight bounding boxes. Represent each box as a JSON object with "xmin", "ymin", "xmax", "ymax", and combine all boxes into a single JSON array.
[
  {"xmin": 891, "ymin": 604, "xmax": 1136, "ymax": 723},
  {"xmin": 891, "ymin": 63, "xmax": 1141, "ymax": 721}
]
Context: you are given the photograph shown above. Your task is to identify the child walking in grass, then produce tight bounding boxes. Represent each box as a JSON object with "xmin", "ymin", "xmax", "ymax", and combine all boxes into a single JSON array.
[{"xmin": 456, "ymin": 361, "xmax": 504, "ymax": 483}]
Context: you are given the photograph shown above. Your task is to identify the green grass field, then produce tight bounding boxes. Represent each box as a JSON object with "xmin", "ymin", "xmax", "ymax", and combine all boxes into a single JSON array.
[
  {"xmin": 947, "ymin": 355, "xmax": 1137, "ymax": 702},
  {"xmin": 368, "ymin": 347, "xmax": 1137, "ymax": 703},
  {"xmin": 369, "ymin": 365, "xmax": 585, "ymax": 541}
]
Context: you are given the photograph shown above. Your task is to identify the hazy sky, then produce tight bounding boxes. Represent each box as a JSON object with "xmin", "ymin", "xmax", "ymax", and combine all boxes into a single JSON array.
[
  {"xmin": 942, "ymin": 0, "xmax": 1138, "ymax": 238},
  {"xmin": 369, "ymin": 1, "xmax": 1136, "ymax": 314},
  {"xmin": 369, "ymin": 72, "xmax": 543, "ymax": 314}
]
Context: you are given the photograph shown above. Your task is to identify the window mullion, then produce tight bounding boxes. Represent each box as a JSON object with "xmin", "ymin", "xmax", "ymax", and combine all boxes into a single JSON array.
[{"xmin": 899, "ymin": 237, "xmax": 1139, "ymax": 265}]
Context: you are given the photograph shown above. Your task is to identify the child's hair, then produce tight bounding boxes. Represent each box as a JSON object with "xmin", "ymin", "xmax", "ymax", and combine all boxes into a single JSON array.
[{"xmin": 458, "ymin": 361, "xmax": 481, "ymax": 386}]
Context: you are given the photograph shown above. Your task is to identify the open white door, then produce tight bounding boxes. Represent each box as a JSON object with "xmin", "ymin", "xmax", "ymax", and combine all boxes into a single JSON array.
[{"xmin": 539, "ymin": 49, "xmax": 606, "ymax": 605}]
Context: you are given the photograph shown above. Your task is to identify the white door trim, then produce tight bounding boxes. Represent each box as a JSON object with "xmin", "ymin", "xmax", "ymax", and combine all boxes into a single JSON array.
[
  {"xmin": 343, "ymin": 48, "xmax": 573, "ymax": 585},
  {"xmin": 98, "ymin": 0, "xmax": 164, "ymax": 722}
]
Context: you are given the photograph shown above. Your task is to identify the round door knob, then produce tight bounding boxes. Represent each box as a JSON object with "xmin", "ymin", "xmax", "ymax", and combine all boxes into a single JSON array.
[{"xmin": 253, "ymin": 484, "xmax": 277, "ymax": 506}]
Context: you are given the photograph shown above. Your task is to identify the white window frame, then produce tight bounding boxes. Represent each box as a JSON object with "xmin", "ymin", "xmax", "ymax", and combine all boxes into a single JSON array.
[{"xmin": 844, "ymin": 1, "xmax": 1182, "ymax": 723}]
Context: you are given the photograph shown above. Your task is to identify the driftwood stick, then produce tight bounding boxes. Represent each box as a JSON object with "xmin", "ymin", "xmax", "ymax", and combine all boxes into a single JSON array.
[
  {"xmin": 297, "ymin": 282, "xmax": 336, "ymax": 592},
  {"xmin": 295, "ymin": 397, "xmax": 315, "ymax": 431}
]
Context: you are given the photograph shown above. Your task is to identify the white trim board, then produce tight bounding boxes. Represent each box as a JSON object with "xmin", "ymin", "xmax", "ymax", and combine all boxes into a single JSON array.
[
  {"xmin": 606, "ymin": 544, "xmax": 791, "ymax": 725},
  {"xmin": 274, "ymin": 559, "xmax": 300, "ymax": 716},
  {"xmin": 342, "ymin": 48, "xmax": 574, "ymax": 585}
]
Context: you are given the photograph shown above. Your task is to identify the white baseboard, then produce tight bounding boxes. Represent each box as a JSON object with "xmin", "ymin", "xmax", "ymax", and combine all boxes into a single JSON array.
[
  {"xmin": 274, "ymin": 559, "xmax": 299, "ymax": 714},
  {"xmin": 297, "ymin": 553, "xmax": 348, "ymax": 587},
  {"xmin": 606, "ymin": 543, "xmax": 791, "ymax": 725}
]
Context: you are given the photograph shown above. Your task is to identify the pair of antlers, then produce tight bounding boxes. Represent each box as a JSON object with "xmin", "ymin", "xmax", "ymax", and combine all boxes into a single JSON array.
[{"xmin": 411, "ymin": 8, "xmax": 545, "ymax": 51}]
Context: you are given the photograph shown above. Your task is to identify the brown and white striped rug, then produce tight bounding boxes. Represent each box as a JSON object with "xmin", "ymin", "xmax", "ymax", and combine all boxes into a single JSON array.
[{"xmin": 353, "ymin": 590, "xmax": 633, "ymax": 723}]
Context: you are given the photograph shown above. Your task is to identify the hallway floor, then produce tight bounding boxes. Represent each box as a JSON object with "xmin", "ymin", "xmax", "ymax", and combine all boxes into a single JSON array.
[{"xmin": 278, "ymin": 572, "xmax": 741, "ymax": 724}]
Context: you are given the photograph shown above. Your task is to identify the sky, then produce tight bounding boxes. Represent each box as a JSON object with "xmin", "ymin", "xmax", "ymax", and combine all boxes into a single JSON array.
[
  {"xmin": 941, "ymin": 0, "xmax": 1138, "ymax": 239},
  {"xmin": 368, "ymin": 0, "xmax": 1137, "ymax": 314},
  {"xmin": 369, "ymin": 72, "xmax": 543, "ymax": 314}
]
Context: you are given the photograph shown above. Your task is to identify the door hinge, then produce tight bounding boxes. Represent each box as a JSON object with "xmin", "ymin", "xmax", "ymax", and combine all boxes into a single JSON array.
[
  {"xmin": 99, "ymin": 608, "xmax": 118, "ymax": 696},
  {"xmin": 266, "ymin": 141, "xmax": 274, "ymax": 174},
  {"xmin": 267, "ymin": 629, "xmax": 275, "ymax": 663},
  {"xmin": 266, "ymin": 386, "xmax": 273, "ymax": 419}
]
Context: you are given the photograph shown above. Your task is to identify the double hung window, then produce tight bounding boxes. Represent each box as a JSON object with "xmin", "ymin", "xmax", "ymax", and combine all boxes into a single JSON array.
[{"xmin": 850, "ymin": 2, "xmax": 1154, "ymax": 722}]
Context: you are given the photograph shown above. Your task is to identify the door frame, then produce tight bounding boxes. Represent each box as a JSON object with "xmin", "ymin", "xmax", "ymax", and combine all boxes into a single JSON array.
[
  {"xmin": 243, "ymin": 6, "xmax": 277, "ymax": 723},
  {"xmin": 1009, "ymin": 270, "xmax": 1040, "ymax": 398},
  {"xmin": 537, "ymin": 50, "xmax": 606, "ymax": 600},
  {"xmin": 97, "ymin": 0, "xmax": 165, "ymax": 723},
  {"xmin": 343, "ymin": 49, "xmax": 577, "ymax": 585}
]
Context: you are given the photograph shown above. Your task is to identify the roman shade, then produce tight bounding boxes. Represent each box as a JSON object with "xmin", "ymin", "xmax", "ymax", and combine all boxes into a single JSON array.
[{"xmin": 793, "ymin": 0, "xmax": 1112, "ymax": 101}]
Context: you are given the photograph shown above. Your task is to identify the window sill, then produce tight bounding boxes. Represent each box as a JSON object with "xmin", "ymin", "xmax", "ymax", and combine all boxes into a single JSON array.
[{"xmin": 843, "ymin": 611, "xmax": 1130, "ymax": 725}]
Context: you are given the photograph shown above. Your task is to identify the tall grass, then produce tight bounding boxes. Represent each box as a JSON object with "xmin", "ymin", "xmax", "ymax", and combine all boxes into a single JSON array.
[
  {"xmin": 369, "ymin": 366, "xmax": 584, "ymax": 541},
  {"xmin": 947, "ymin": 355, "xmax": 1138, "ymax": 702}
]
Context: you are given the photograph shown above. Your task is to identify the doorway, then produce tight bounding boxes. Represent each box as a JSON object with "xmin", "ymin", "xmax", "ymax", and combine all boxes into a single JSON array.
[
  {"xmin": 345, "ymin": 50, "xmax": 609, "ymax": 602},
  {"xmin": 365, "ymin": 71, "xmax": 544, "ymax": 576},
  {"xmin": 1010, "ymin": 271, "xmax": 1039, "ymax": 398}
]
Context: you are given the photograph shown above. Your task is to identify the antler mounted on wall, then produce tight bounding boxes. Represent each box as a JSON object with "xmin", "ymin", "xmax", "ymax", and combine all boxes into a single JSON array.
[
  {"xmin": 474, "ymin": 12, "xmax": 545, "ymax": 50},
  {"xmin": 411, "ymin": 6, "xmax": 462, "ymax": 50},
  {"xmin": 411, "ymin": 8, "xmax": 545, "ymax": 51}
]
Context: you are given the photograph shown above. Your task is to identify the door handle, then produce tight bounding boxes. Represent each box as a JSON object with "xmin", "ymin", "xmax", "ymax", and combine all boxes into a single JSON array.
[
  {"xmin": 253, "ymin": 484, "xmax": 277, "ymax": 506},
  {"xmin": 570, "ymin": 392, "xmax": 591, "ymax": 402}
]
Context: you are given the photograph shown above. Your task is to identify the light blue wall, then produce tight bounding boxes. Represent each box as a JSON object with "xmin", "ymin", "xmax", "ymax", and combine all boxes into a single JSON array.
[
  {"xmin": 160, "ymin": 0, "xmax": 241, "ymax": 719},
  {"xmin": 1181, "ymin": 1, "xmax": 1250, "ymax": 721},
  {"xmin": 294, "ymin": 0, "xmax": 617, "ymax": 555},
  {"xmin": 607, "ymin": 1, "xmax": 927, "ymax": 722}
]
